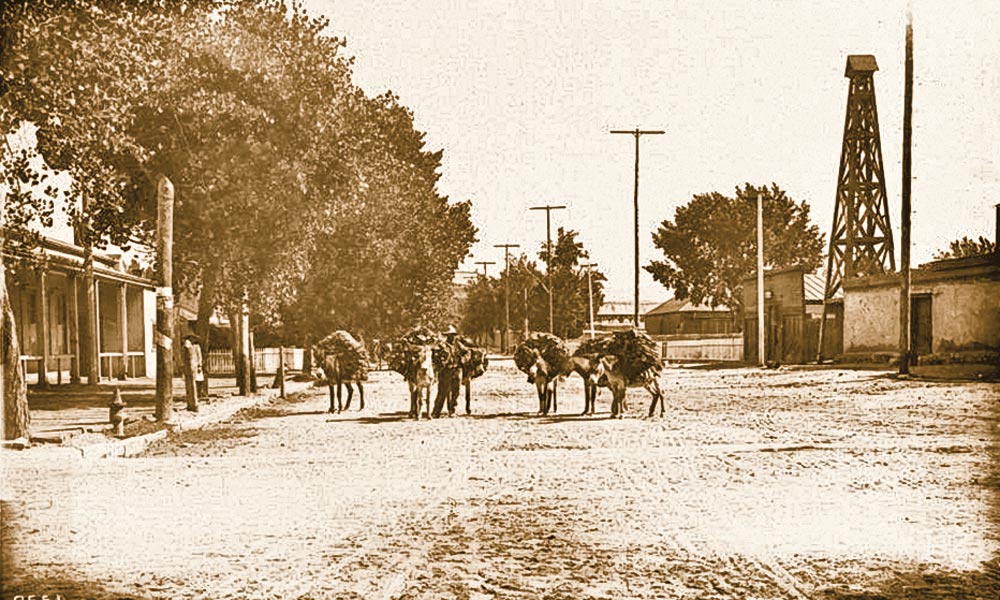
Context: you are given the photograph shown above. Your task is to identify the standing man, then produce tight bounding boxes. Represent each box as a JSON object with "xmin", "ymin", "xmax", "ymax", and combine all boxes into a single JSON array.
[
  {"xmin": 433, "ymin": 325, "xmax": 463, "ymax": 417},
  {"xmin": 182, "ymin": 334, "xmax": 205, "ymax": 412}
]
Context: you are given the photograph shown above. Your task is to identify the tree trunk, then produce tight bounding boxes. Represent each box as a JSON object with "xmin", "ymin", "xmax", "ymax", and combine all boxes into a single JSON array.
[
  {"xmin": 3, "ymin": 283, "xmax": 30, "ymax": 440},
  {"xmin": 248, "ymin": 325, "xmax": 258, "ymax": 394},
  {"xmin": 229, "ymin": 306, "xmax": 250, "ymax": 396},
  {"xmin": 302, "ymin": 342, "xmax": 313, "ymax": 374},
  {"xmin": 154, "ymin": 175, "xmax": 175, "ymax": 422},
  {"xmin": 194, "ymin": 272, "xmax": 216, "ymax": 398}
]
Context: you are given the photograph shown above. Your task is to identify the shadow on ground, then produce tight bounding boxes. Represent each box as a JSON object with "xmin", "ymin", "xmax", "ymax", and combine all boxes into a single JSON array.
[
  {"xmin": 1, "ymin": 501, "xmax": 145, "ymax": 599},
  {"xmin": 818, "ymin": 397, "xmax": 1000, "ymax": 599}
]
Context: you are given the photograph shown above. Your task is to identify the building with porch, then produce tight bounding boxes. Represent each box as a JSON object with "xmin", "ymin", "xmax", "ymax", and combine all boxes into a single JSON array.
[{"xmin": 8, "ymin": 236, "xmax": 155, "ymax": 385}]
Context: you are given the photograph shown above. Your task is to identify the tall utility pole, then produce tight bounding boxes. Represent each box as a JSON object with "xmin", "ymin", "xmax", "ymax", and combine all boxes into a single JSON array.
[
  {"xmin": 494, "ymin": 243, "xmax": 520, "ymax": 353},
  {"xmin": 610, "ymin": 127, "xmax": 664, "ymax": 328},
  {"xmin": 474, "ymin": 261, "xmax": 496, "ymax": 278},
  {"xmin": 155, "ymin": 175, "xmax": 175, "ymax": 422},
  {"xmin": 581, "ymin": 262, "xmax": 597, "ymax": 339},
  {"xmin": 899, "ymin": 8, "xmax": 914, "ymax": 375},
  {"xmin": 755, "ymin": 189, "xmax": 766, "ymax": 367},
  {"xmin": 529, "ymin": 204, "xmax": 566, "ymax": 333}
]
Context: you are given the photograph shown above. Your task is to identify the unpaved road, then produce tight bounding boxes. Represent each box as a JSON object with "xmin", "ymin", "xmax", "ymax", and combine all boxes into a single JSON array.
[{"xmin": 3, "ymin": 362, "xmax": 999, "ymax": 599}]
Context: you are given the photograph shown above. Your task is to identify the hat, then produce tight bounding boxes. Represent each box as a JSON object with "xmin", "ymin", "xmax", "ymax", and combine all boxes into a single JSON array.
[{"xmin": 444, "ymin": 325, "xmax": 457, "ymax": 335}]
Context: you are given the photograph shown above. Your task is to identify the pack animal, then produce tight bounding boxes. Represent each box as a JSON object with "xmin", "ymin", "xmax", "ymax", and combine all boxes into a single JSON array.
[
  {"xmin": 526, "ymin": 348, "xmax": 562, "ymax": 415},
  {"xmin": 459, "ymin": 345, "xmax": 489, "ymax": 414},
  {"xmin": 320, "ymin": 352, "xmax": 365, "ymax": 414},
  {"xmin": 408, "ymin": 345, "xmax": 436, "ymax": 420},
  {"xmin": 596, "ymin": 355, "xmax": 665, "ymax": 418},
  {"xmin": 568, "ymin": 354, "xmax": 603, "ymax": 415}
]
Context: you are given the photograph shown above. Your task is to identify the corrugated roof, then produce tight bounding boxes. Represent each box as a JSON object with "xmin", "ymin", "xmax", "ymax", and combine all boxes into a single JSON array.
[
  {"xmin": 597, "ymin": 300, "xmax": 662, "ymax": 317},
  {"xmin": 803, "ymin": 271, "xmax": 842, "ymax": 302}
]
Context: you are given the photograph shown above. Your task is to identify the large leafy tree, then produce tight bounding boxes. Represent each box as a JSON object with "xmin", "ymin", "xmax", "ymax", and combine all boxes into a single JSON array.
[
  {"xmin": 280, "ymin": 92, "xmax": 477, "ymax": 342},
  {"xmin": 544, "ymin": 227, "xmax": 607, "ymax": 338},
  {"xmin": 646, "ymin": 183, "xmax": 824, "ymax": 313},
  {"xmin": 1, "ymin": 0, "xmax": 474, "ymax": 418}
]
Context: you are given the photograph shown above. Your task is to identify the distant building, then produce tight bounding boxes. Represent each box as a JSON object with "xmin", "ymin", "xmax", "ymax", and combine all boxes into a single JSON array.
[
  {"xmin": 742, "ymin": 266, "xmax": 843, "ymax": 364},
  {"xmin": 594, "ymin": 300, "xmax": 661, "ymax": 332},
  {"xmin": 644, "ymin": 298, "xmax": 737, "ymax": 336}
]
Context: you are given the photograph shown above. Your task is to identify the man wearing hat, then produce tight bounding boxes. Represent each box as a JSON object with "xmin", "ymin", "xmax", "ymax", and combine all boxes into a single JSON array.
[{"xmin": 433, "ymin": 325, "xmax": 462, "ymax": 417}]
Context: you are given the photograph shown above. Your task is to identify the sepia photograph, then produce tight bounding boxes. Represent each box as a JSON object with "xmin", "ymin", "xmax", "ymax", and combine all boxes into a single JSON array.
[{"xmin": 1, "ymin": 0, "xmax": 998, "ymax": 597}]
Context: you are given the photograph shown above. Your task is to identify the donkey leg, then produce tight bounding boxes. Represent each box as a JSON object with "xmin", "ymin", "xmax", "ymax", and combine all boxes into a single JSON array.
[
  {"xmin": 551, "ymin": 382, "xmax": 558, "ymax": 414},
  {"xmin": 358, "ymin": 382, "xmax": 365, "ymax": 411},
  {"xmin": 465, "ymin": 383, "xmax": 472, "ymax": 415},
  {"xmin": 328, "ymin": 385, "xmax": 336, "ymax": 413},
  {"xmin": 410, "ymin": 388, "xmax": 419, "ymax": 419},
  {"xmin": 344, "ymin": 383, "xmax": 353, "ymax": 412},
  {"xmin": 337, "ymin": 382, "xmax": 344, "ymax": 413}
]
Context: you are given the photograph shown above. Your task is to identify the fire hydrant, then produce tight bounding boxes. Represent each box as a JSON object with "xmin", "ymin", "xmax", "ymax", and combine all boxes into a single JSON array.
[{"xmin": 109, "ymin": 387, "xmax": 126, "ymax": 437}]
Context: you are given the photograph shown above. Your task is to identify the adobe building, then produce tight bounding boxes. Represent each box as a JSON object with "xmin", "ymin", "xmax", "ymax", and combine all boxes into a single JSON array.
[
  {"xmin": 742, "ymin": 266, "xmax": 843, "ymax": 364},
  {"xmin": 842, "ymin": 252, "xmax": 1000, "ymax": 365}
]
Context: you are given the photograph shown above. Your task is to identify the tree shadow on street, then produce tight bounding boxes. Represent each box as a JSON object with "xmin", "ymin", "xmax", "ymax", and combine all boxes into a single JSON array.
[{"xmin": 1, "ymin": 500, "xmax": 145, "ymax": 599}]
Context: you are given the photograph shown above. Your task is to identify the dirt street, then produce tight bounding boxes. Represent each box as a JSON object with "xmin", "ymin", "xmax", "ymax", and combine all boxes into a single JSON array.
[{"xmin": 3, "ymin": 362, "xmax": 999, "ymax": 599}]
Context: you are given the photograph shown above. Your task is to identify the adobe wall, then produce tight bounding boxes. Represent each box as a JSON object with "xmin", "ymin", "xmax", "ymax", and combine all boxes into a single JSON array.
[
  {"xmin": 927, "ymin": 278, "xmax": 1000, "ymax": 351},
  {"xmin": 844, "ymin": 285, "xmax": 898, "ymax": 353},
  {"xmin": 844, "ymin": 274, "xmax": 1000, "ymax": 354}
]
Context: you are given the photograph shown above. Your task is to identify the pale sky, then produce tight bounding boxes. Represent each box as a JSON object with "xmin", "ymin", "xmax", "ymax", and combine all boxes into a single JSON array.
[{"xmin": 300, "ymin": 0, "xmax": 1000, "ymax": 301}]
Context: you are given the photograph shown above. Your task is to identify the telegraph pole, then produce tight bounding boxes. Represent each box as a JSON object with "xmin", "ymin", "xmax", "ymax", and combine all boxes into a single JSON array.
[
  {"xmin": 582, "ymin": 262, "xmax": 597, "ymax": 339},
  {"xmin": 610, "ymin": 127, "xmax": 664, "ymax": 328},
  {"xmin": 899, "ymin": 7, "xmax": 914, "ymax": 376},
  {"xmin": 494, "ymin": 243, "xmax": 520, "ymax": 352},
  {"xmin": 529, "ymin": 204, "xmax": 566, "ymax": 333},
  {"xmin": 474, "ymin": 261, "xmax": 496, "ymax": 278},
  {"xmin": 755, "ymin": 189, "xmax": 766, "ymax": 367}
]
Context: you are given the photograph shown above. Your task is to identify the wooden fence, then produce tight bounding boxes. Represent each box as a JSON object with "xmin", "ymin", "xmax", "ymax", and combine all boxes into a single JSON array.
[
  {"xmin": 206, "ymin": 347, "xmax": 304, "ymax": 375},
  {"xmin": 654, "ymin": 333, "xmax": 744, "ymax": 362}
]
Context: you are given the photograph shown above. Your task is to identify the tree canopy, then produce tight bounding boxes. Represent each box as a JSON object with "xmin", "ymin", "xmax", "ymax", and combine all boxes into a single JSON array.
[
  {"xmin": 1, "ymin": 0, "xmax": 475, "ymax": 337},
  {"xmin": 932, "ymin": 236, "xmax": 997, "ymax": 260},
  {"xmin": 462, "ymin": 228, "xmax": 606, "ymax": 340},
  {"xmin": 645, "ymin": 183, "xmax": 824, "ymax": 313}
]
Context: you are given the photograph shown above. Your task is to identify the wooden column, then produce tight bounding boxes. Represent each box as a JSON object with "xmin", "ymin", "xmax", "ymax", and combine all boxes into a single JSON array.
[
  {"xmin": 94, "ymin": 279, "xmax": 102, "ymax": 381},
  {"xmin": 120, "ymin": 283, "xmax": 129, "ymax": 379},
  {"xmin": 39, "ymin": 271, "xmax": 51, "ymax": 387},
  {"xmin": 69, "ymin": 273, "xmax": 80, "ymax": 384}
]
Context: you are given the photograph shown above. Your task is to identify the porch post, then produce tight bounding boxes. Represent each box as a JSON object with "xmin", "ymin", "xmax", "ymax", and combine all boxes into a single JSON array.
[
  {"xmin": 39, "ymin": 270, "xmax": 51, "ymax": 387},
  {"xmin": 94, "ymin": 280, "xmax": 102, "ymax": 381},
  {"xmin": 69, "ymin": 272, "xmax": 81, "ymax": 384},
  {"xmin": 120, "ymin": 282, "xmax": 129, "ymax": 379}
]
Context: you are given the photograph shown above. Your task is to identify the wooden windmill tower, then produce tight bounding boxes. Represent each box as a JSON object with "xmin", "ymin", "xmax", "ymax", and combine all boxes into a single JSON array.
[{"xmin": 817, "ymin": 55, "xmax": 896, "ymax": 360}]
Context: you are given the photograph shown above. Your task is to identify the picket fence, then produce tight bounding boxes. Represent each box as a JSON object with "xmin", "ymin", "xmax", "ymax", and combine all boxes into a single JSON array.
[{"xmin": 206, "ymin": 347, "xmax": 304, "ymax": 375}]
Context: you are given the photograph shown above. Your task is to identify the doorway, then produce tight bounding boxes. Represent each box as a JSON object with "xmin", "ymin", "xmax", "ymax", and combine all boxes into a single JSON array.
[{"xmin": 910, "ymin": 294, "xmax": 932, "ymax": 357}]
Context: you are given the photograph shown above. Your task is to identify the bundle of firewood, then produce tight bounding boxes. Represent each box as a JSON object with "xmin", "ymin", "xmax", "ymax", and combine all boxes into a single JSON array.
[
  {"xmin": 456, "ymin": 335, "xmax": 489, "ymax": 380},
  {"xmin": 315, "ymin": 330, "xmax": 369, "ymax": 381},
  {"xmin": 575, "ymin": 329, "xmax": 662, "ymax": 383},
  {"xmin": 386, "ymin": 327, "xmax": 460, "ymax": 380},
  {"xmin": 514, "ymin": 333, "xmax": 570, "ymax": 377}
]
